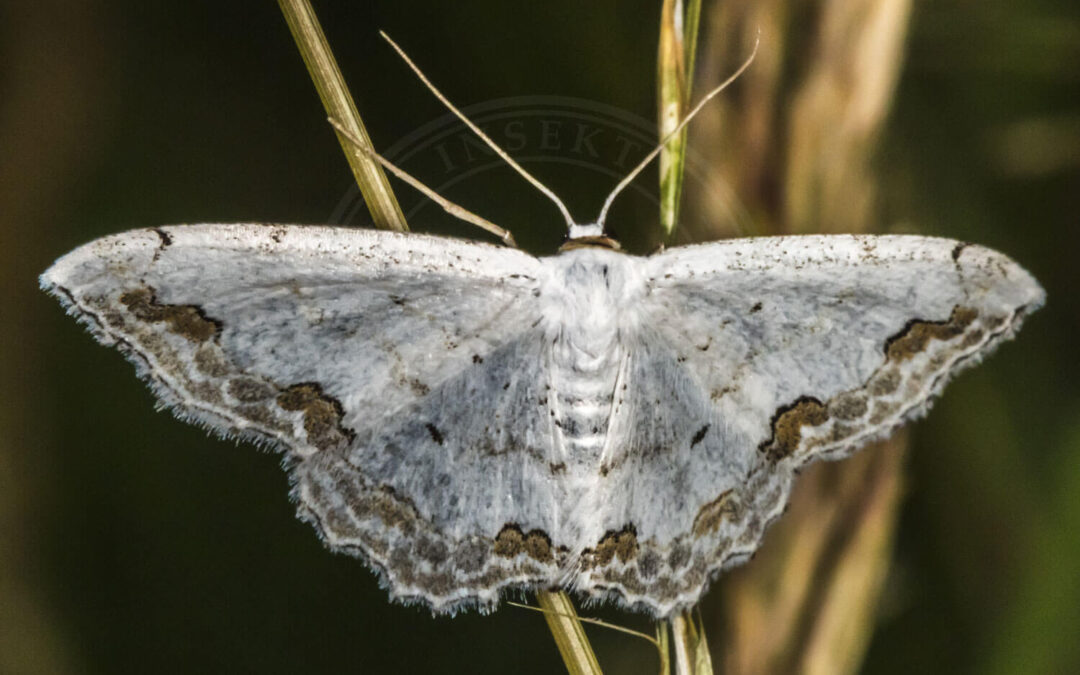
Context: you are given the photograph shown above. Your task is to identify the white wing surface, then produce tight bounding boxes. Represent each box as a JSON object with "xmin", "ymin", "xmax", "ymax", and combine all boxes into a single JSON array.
[
  {"xmin": 43, "ymin": 228, "xmax": 1044, "ymax": 616},
  {"xmin": 42, "ymin": 224, "xmax": 567, "ymax": 612},
  {"xmin": 570, "ymin": 235, "xmax": 1043, "ymax": 614}
]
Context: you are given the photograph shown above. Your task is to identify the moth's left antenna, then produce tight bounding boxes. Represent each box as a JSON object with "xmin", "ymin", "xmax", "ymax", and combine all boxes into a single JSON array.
[
  {"xmin": 329, "ymin": 118, "xmax": 517, "ymax": 246},
  {"xmin": 381, "ymin": 31, "xmax": 578, "ymax": 232},
  {"xmin": 595, "ymin": 34, "xmax": 760, "ymax": 230}
]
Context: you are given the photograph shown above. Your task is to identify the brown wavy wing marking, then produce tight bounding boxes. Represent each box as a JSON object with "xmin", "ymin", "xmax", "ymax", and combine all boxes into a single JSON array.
[
  {"xmin": 691, "ymin": 489, "xmax": 737, "ymax": 536},
  {"xmin": 885, "ymin": 306, "xmax": 978, "ymax": 362},
  {"xmin": 580, "ymin": 525, "xmax": 640, "ymax": 569},
  {"xmin": 297, "ymin": 454, "xmax": 563, "ymax": 613},
  {"xmin": 119, "ymin": 287, "xmax": 220, "ymax": 343},
  {"xmin": 758, "ymin": 305, "xmax": 982, "ymax": 463},
  {"xmin": 759, "ymin": 397, "xmax": 829, "ymax": 462},
  {"xmin": 276, "ymin": 383, "xmax": 355, "ymax": 452},
  {"xmin": 75, "ymin": 285, "xmax": 356, "ymax": 454},
  {"xmin": 492, "ymin": 524, "xmax": 554, "ymax": 563},
  {"xmin": 579, "ymin": 466, "xmax": 790, "ymax": 616}
]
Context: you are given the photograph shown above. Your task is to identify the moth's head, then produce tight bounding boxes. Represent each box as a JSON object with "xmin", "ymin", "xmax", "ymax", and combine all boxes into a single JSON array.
[
  {"xmin": 568, "ymin": 223, "xmax": 603, "ymax": 239},
  {"xmin": 559, "ymin": 222, "xmax": 622, "ymax": 253}
]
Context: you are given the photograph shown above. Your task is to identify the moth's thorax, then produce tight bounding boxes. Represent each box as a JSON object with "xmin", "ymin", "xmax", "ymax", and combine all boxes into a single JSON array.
[
  {"xmin": 540, "ymin": 248, "xmax": 644, "ymax": 464},
  {"xmin": 540, "ymin": 247, "xmax": 644, "ymax": 349}
]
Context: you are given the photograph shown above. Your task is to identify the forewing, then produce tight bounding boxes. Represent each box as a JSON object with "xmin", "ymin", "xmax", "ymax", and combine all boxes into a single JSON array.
[
  {"xmin": 297, "ymin": 322, "xmax": 580, "ymax": 613},
  {"xmin": 42, "ymin": 224, "xmax": 561, "ymax": 612},
  {"xmin": 576, "ymin": 235, "xmax": 1043, "ymax": 615},
  {"xmin": 646, "ymin": 235, "xmax": 1042, "ymax": 465}
]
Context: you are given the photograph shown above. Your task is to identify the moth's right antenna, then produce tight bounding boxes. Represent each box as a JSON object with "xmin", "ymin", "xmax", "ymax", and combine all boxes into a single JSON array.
[
  {"xmin": 595, "ymin": 34, "xmax": 760, "ymax": 229},
  {"xmin": 381, "ymin": 31, "xmax": 578, "ymax": 232}
]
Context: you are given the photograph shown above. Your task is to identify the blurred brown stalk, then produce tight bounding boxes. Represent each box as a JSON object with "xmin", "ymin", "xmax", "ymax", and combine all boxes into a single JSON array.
[
  {"xmin": 0, "ymin": 2, "xmax": 106, "ymax": 672},
  {"xmin": 684, "ymin": 0, "xmax": 914, "ymax": 672}
]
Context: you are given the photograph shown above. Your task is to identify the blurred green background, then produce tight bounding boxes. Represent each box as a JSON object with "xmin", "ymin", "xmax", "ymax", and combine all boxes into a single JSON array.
[{"xmin": 3, "ymin": 1, "xmax": 1078, "ymax": 673}]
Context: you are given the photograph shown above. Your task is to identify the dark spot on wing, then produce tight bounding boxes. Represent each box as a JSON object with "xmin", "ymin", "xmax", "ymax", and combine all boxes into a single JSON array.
[
  {"xmin": 151, "ymin": 228, "xmax": 172, "ymax": 261},
  {"xmin": 523, "ymin": 530, "xmax": 553, "ymax": 562},
  {"xmin": 952, "ymin": 241, "xmax": 970, "ymax": 262},
  {"xmin": 667, "ymin": 543, "xmax": 691, "ymax": 570},
  {"xmin": 960, "ymin": 328, "xmax": 985, "ymax": 348},
  {"xmin": 228, "ymin": 377, "xmax": 275, "ymax": 403},
  {"xmin": 425, "ymin": 423, "xmax": 444, "ymax": 445},
  {"xmin": 451, "ymin": 539, "xmax": 489, "ymax": 573},
  {"xmin": 692, "ymin": 489, "xmax": 737, "ymax": 536},
  {"xmin": 750, "ymin": 301, "xmax": 763, "ymax": 313},
  {"xmin": 119, "ymin": 287, "xmax": 221, "ymax": 343},
  {"xmin": 415, "ymin": 535, "xmax": 450, "ymax": 565},
  {"xmin": 193, "ymin": 344, "xmax": 230, "ymax": 377},
  {"xmin": 585, "ymin": 525, "xmax": 639, "ymax": 567},
  {"xmin": 493, "ymin": 524, "xmax": 553, "ymax": 562},
  {"xmin": 690, "ymin": 424, "xmax": 710, "ymax": 447},
  {"xmin": 828, "ymin": 391, "xmax": 868, "ymax": 420},
  {"xmin": 493, "ymin": 524, "xmax": 524, "ymax": 558},
  {"xmin": 277, "ymin": 382, "xmax": 355, "ymax": 451},
  {"xmin": 637, "ymin": 549, "xmax": 661, "ymax": 579},
  {"xmin": 868, "ymin": 368, "xmax": 901, "ymax": 396},
  {"xmin": 759, "ymin": 396, "xmax": 829, "ymax": 461},
  {"xmin": 884, "ymin": 306, "xmax": 978, "ymax": 362}
]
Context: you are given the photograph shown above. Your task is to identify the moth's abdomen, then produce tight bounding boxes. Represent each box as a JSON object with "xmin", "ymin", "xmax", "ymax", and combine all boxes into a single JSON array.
[
  {"xmin": 550, "ymin": 340, "xmax": 622, "ymax": 465},
  {"xmin": 542, "ymin": 248, "xmax": 644, "ymax": 467}
]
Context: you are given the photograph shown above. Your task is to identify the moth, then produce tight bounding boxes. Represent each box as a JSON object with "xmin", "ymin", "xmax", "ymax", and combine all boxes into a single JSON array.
[{"xmin": 41, "ymin": 36, "xmax": 1043, "ymax": 617}]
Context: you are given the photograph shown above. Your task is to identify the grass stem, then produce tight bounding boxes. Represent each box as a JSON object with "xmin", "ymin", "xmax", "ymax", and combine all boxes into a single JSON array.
[
  {"xmin": 278, "ymin": 0, "xmax": 407, "ymax": 231},
  {"xmin": 536, "ymin": 591, "xmax": 603, "ymax": 675}
]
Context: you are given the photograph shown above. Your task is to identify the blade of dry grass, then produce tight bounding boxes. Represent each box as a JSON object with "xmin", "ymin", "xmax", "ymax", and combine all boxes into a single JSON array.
[
  {"xmin": 278, "ymin": 0, "xmax": 407, "ymax": 231},
  {"xmin": 689, "ymin": 1, "xmax": 915, "ymax": 671},
  {"xmin": 671, "ymin": 610, "xmax": 713, "ymax": 675},
  {"xmin": 507, "ymin": 601, "xmax": 661, "ymax": 648},
  {"xmin": 785, "ymin": 0, "xmax": 913, "ymax": 234},
  {"xmin": 536, "ymin": 591, "xmax": 603, "ymax": 675},
  {"xmin": 278, "ymin": 5, "xmax": 601, "ymax": 672},
  {"xmin": 720, "ymin": 437, "xmax": 906, "ymax": 674},
  {"xmin": 279, "ymin": 7, "xmax": 600, "ymax": 672},
  {"xmin": 658, "ymin": 0, "xmax": 703, "ymax": 240},
  {"xmin": 656, "ymin": 622, "xmax": 672, "ymax": 675},
  {"xmin": 658, "ymin": 5, "xmax": 715, "ymax": 672}
]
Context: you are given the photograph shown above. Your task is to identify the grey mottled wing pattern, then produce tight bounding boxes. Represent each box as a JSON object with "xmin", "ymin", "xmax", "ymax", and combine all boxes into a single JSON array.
[
  {"xmin": 41, "ymin": 224, "xmax": 567, "ymax": 612},
  {"xmin": 566, "ymin": 324, "xmax": 783, "ymax": 613},
  {"xmin": 295, "ymin": 326, "xmax": 575, "ymax": 611},
  {"xmin": 572, "ymin": 235, "xmax": 1043, "ymax": 615},
  {"xmin": 43, "ymin": 227, "xmax": 1044, "ymax": 618}
]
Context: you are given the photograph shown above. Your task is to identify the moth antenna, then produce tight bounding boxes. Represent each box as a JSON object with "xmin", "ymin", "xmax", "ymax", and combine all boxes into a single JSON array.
[
  {"xmin": 329, "ymin": 117, "xmax": 517, "ymax": 247},
  {"xmin": 595, "ymin": 32, "xmax": 760, "ymax": 229},
  {"xmin": 381, "ymin": 31, "xmax": 578, "ymax": 232}
]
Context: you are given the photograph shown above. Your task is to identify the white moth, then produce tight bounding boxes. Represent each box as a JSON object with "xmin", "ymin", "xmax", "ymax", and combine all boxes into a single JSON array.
[{"xmin": 41, "ymin": 36, "xmax": 1043, "ymax": 617}]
